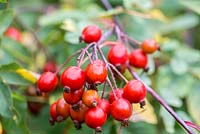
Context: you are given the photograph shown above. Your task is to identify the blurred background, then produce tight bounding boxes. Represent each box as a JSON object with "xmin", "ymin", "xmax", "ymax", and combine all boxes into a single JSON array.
[{"xmin": 0, "ymin": 0, "xmax": 199, "ymax": 134}]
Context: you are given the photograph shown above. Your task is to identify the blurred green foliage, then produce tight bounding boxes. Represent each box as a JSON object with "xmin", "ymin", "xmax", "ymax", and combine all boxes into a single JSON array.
[{"xmin": 0, "ymin": 0, "xmax": 200, "ymax": 134}]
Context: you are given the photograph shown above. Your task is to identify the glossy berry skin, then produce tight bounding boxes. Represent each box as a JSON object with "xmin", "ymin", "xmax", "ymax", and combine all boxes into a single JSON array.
[
  {"xmin": 129, "ymin": 49, "xmax": 148, "ymax": 69},
  {"xmin": 110, "ymin": 98, "xmax": 132, "ymax": 121},
  {"xmin": 97, "ymin": 99, "xmax": 110, "ymax": 115},
  {"xmin": 82, "ymin": 90, "xmax": 99, "ymax": 107},
  {"xmin": 141, "ymin": 39, "xmax": 158, "ymax": 54},
  {"xmin": 37, "ymin": 72, "xmax": 58, "ymax": 93},
  {"xmin": 61, "ymin": 66, "xmax": 85, "ymax": 91},
  {"xmin": 85, "ymin": 107, "xmax": 107, "ymax": 129},
  {"xmin": 63, "ymin": 88, "xmax": 83, "ymax": 105},
  {"xmin": 108, "ymin": 44, "xmax": 128, "ymax": 66},
  {"xmin": 85, "ymin": 60, "xmax": 107, "ymax": 84},
  {"xmin": 4, "ymin": 27, "xmax": 21, "ymax": 42},
  {"xmin": 123, "ymin": 80, "xmax": 146, "ymax": 103},
  {"xmin": 70, "ymin": 101, "xmax": 88, "ymax": 123},
  {"xmin": 81, "ymin": 25, "xmax": 102, "ymax": 43},
  {"xmin": 50, "ymin": 101, "xmax": 58, "ymax": 121},
  {"xmin": 56, "ymin": 98, "xmax": 70, "ymax": 119},
  {"xmin": 43, "ymin": 61, "xmax": 57, "ymax": 73},
  {"xmin": 108, "ymin": 89, "xmax": 123, "ymax": 103}
]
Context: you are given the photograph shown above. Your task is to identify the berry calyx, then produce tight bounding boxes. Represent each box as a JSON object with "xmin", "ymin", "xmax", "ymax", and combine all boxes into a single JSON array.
[
  {"xmin": 110, "ymin": 98, "xmax": 132, "ymax": 121},
  {"xmin": 4, "ymin": 27, "xmax": 22, "ymax": 42},
  {"xmin": 82, "ymin": 90, "xmax": 99, "ymax": 107},
  {"xmin": 123, "ymin": 80, "xmax": 146, "ymax": 103},
  {"xmin": 85, "ymin": 107, "xmax": 107, "ymax": 129},
  {"xmin": 61, "ymin": 66, "xmax": 85, "ymax": 92},
  {"xmin": 81, "ymin": 25, "xmax": 102, "ymax": 43},
  {"xmin": 108, "ymin": 44, "xmax": 128, "ymax": 66},
  {"xmin": 97, "ymin": 99, "xmax": 110, "ymax": 115},
  {"xmin": 129, "ymin": 49, "xmax": 148, "ymax": 69},
  {"xmin": 37, "ymin": 72, "xmax": 58, "ymax": 93},
  {"xmin": 56, "ymin": 98, "xmax": 70, "ymax": 120},
  {"xmin": 108, "ymin": 88, "xmax": 123, "ymax": 103},
  {"xmin": 43, "ymin": 61, "xmax": 57, "ymax": 73},
  {"xmin": 63, "ymin": 87, "xmax": 83, "ymax": 105},
  {"xmin": 141, "ymin": 39, "xmax": 159, "ymax": 54},
  {"xmin": 85, "ymin": 60, "xmax": 107, "ymax": 84}
]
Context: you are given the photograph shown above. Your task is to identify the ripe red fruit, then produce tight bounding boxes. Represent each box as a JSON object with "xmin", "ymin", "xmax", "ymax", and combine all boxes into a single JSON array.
[
  {"xmin": 37, "ymin": 72, "xmax": 58, "ymax": 93},
  {"xmin": 110, "ymin": 98, "xmax": 132, "ymax": 121},
  {"xmin": 108, "ymin": 89, "xmax": 123, "ymax": 103},
  {"xmin": 82, "ymin": 90, "xmax": 99, "ymax": 107},
  {"xmin": 129, "ymin": 49, "xmax": 148, "ymax": 69},
  {"xmin": 43, "ymin": 61, "xmax": 57, "ymax": 73},
  {"xmin": 50, "ymin": 101, "xmax": 58, "ymax": 121},
  {"xmin": 97, "ymin": 99, "xmax": 110, "ymax": 115},
  {"xmin": 4, "ymin": 27, "xmax": 21, "ymax": 42},
  {"xmin": 141, "ymin": 39, "xmax": 159, "ymax": 54},
  {"xmin": 81, "ymin": 25, "xmax": 102, "ymax": 43},
  {"xmin": 56, "ymin": 98, "xmax": 70, "ymax": 120},
  {"xmin": 70, "ymin": 101, "xmax": 88, "ymax": 123},
  {"xmin": 85, "ymin": 107, "xmax": 107, "ymax": 129},
  {"xmin": 63, "ymin": 88, "xmax": 83, "ymax": 105},
  {"xmin": 85, "ymin": 60, "xmax": 107, "ymax": 84},
  {"xmin": 61, "ymin": 66, "xmax": 85, "ymax": 92},
  {"xmin": 123, "ymin": 80, "xmax": 146, "ymax": 103},
  {"xmin": 108, "ymin": 44, "xmax": 128, "ymax": 66}
]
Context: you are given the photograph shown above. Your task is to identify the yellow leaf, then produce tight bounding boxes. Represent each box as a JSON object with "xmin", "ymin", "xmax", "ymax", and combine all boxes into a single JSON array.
[
  {"xmin": 129, "ymin": 99, "xmax": 157, "ymax": 124},
  {"xmin": 16, "ymin": 69, "xmax": 37, "ymax": 83},
  {"xmin": 154, "ymin": 34, "xmax": 169, "ymax": 44},
  {"xmin": 0, "ymin": 121, "xmax": 2, "ymax": 134},
  {"xmin": 149, "ymin": 9, "xmax": 168, "ymax": 22}
]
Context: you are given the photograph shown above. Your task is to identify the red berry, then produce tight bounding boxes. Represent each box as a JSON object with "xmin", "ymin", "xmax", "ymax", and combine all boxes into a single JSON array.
[
  {"xmin": 108, "ymin": 44, "xmax": 128, "ymax": 66},
  {"xmin": 141, "ymin": 39, "xmax": 159, "ymax": 54},
  {"xmin": 4, "ymin": 27, "xmax": 21, "ymax": 42},
  {"xmin": 85, "ymin": 60, "xmax": 107, "ymax": 84},
  {"xmin": 61, "ymin": 66, "xmax": 85, "ymax": 92},
  {"xmin": 82, "ymin": 90, "xmax": 99, "ymax": 107},
  {"xmin": 110, "ymin": 98, "xmax": 132, "ymax": 121},
  {"xmin": 85, "ymin": 107, "xmax": 107, "ymax": 129},
  {"xmin": 123, "ymin": 80, "xmax": 146, "ymax": 103},
  {"xmin": 108, "ymin": 89, "xmax": 123, "ymax": 103},
  {"xmin": 81, "ymin": 25, "xmax": 102, "ymax": 43},
  {"xmin": 70, "ymin": 101, "xmax": 88, "ymax": 123},
  {"xmin": 43, "ymin": 61, "xmax": 57, "ymax": 73},
  {"xmin": 63, "ymin": 88, "xmax": 83, "ymax": 105},
  {"xmin": 50, "ymin": 101, "xmax": 58, "ymax": 121},
  {"xmin": 56, "ymin": 98, "xmax": 70, "ymax": 120},
  {"xmin": 129, "ymin": 49, "xmax": 148, "ymax": 69},
  {"xmin": 97, "ymin": 99, "xmax": 110, "ymax": 115},
  {"xmin": 37, "ymin": 72, "xmax": 58, "ymax": 93}
]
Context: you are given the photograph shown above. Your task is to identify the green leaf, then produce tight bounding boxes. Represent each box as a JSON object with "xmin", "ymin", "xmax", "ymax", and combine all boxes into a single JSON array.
[
  {"xmin": 179, "ymin": 0, "xmax": 200, "ymax": 14},
  {"xmin": 0, "ymin": 63, "xmax": 33, "ymax": 86},
  {"xmin": 0, "ymin": 9, "xmax": 14, "ymax": 36},
  {"xmin": 0, "ymin": 79, "xmax": 13, "ymax": 118},
  {"xmin": 187, "ymin": 83, "xmax": 200, "ymax": 125},
  {"xmin": 160, "ymin": 107, "xmax": 175, "ymax": 133},
  {"xmin": 0, "ymin": 0, "xmax": 7, "ymax": 3}
]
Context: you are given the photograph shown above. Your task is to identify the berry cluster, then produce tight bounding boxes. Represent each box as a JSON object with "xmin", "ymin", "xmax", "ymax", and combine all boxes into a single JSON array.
[{"xmin": 36, "ymin": 25, "xmax": 159, "ymax": 132}]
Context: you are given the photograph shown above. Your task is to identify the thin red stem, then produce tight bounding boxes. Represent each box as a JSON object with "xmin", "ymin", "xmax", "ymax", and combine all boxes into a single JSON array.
[{"xmin": 185, "ymin": 121, "xmax": 200, "ymax": 132}]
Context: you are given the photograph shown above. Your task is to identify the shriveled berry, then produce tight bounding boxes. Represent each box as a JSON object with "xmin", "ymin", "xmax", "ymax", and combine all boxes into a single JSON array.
[
  {"xmin": 61, "ymin": 66, "xmax": 85, "ymax": 92},
  {"xmin": 56, "ymin": 98, "xmax": 70, "ymax": 120},
  {"xmin": 63, "ymin": 88, "xmax": 83, "ymax": 105},
  {"xmin": 82, "ymin": 90, "xmax": 99, "ymax": 107},
  {"xmin": 37, "ymin": 72, "xmax": 58, "ymax": 93},
  {"xmin": 108, "ymin": 44, "xmax": 128, "ymax": 66},
  {"xmin": 129, "ymin": 49, "xmax": 148, "ymax": 69},
  {"xmin": 110, "ymin": 98, "xmax": 132, "ymax": 121},
  {"xmin": 141, "ymin": 39, "xmax": 159, "ymax": 54},
  {"xmin": 85, "ymin": 60, "xmax": 107, "ymax": 84},
  {"xmin": 81, "ymin": 25, "xmax": 102, "ymax": 43},
  {"xmin": 108, "ymin": 88, "xmax": 123, "ymax": 103},
  {"xmin": 123, "ymin": 80, "xmax": 146, "ymax": 103}
]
